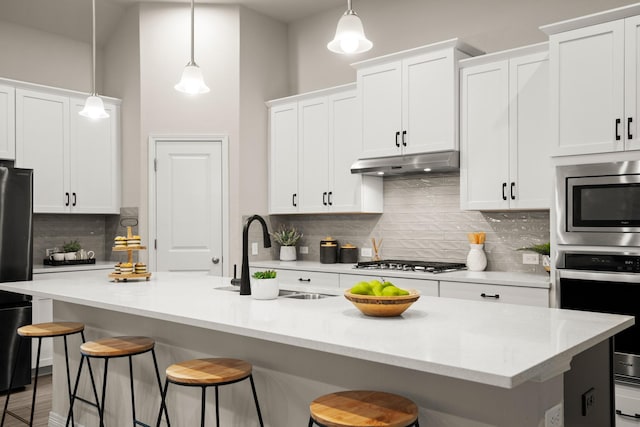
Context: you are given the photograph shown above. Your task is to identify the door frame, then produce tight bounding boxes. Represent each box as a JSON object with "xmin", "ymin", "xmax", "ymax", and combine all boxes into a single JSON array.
[{"xmin": 147, "ymin": 135, "xmax": 230, "ymax": 274}]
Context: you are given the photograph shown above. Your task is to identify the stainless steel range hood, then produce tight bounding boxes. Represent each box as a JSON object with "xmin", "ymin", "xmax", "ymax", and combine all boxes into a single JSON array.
[{"xmin": 350, "ymin": 151, "xmax": 459, "ymax": 175}]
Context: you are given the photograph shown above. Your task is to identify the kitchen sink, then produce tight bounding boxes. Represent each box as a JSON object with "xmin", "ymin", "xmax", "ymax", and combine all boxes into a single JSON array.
[{"xmin": 213, "ymin": 286, "xmax": 335, "ymax": 299}]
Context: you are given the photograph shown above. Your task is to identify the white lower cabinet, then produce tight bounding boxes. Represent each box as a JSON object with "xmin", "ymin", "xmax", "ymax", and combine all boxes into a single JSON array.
[
  {"xmin": 250, "ymin": 267, "xmax": 340, "ymax": 290},
  {"xmin": 616, "ymin": 384, "xmax": 640, "ymax": 426},
  {"xmin": 439, "ymin": 281, "xmax": 548, "ymax": 307},
  {"xmin": 31, "ymin": 297, "xmax": 53, "ymax": 368},
  {"xmin": 340, "ymin": 274, "xmax": 439, "ymax": 296}
]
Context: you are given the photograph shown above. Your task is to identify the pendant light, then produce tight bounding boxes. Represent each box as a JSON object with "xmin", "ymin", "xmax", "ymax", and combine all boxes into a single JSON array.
[
  {"xmin": 79, "ymin": 0, "xmax": 109, "ymax": 119},
  {"xmin": 175, "ymin": 0, "xmax": 210, "ymax": 94},
  {"xmin": 327, "ymin": 0, "xmax": 372, "ymax": 55}
]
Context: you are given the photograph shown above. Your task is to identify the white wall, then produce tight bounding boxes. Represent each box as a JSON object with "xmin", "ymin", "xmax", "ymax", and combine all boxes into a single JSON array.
[
  {"xmin": 0, "ymin": 20, "xmax": 93, "ymax": 92},
  {"xmin": 288, "ymin": 0, "xmax": 639, "ymax": 93}
]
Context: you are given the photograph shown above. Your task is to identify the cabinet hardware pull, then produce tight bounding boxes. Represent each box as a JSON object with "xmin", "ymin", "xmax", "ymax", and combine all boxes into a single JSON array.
[
  {"xmin": 616, "ymin": 410, "xmax": 640, "ymax": 419},
  {"xmin": 323, "ymin": 192, "xmax": 328, "ymax": 206},
  {"xmin": 72, "ymin": 192, "xmax": 77, "ymax": 206},
  {"xmin": 65, "ymin": 192, "xmax": 70, "ymax": 206},
  {"xmin": 616, "ymin": 118, "xmax": 621, "ymax": 141},
  {"xmin": 628, "ymin": 117, "xmax": 633, "ymax": 139},
  {"xmin": 480, "ymin": 293, "xmax": 500, "ymax": 299},
  {"xmin": 510, "ymin": 182, "xmax": 515, "ymax": 200},
  {"xmin": 395, "ymin": 131, "xmax": 400, "ymax": 147},
  {"xmin": 328, "ymin": 191, "xmax": 333, "ymax": 206},
  {"xmin": 292, "ymin": 193, "xmax": 297, "ymax": 207},
  {"xmin": 298, "ymin": 278, "xmax": 311, "ymax": 282},
  {"xmin": 502, "ymin": 183, "xmax": 507, "ymax": 201},
  {"xmin": 402, "ymin": 130, "xmax": 407, "ymax": 146}
]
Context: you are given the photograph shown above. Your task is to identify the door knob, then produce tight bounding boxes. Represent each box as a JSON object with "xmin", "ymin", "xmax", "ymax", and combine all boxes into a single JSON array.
[{"xmin": 211, "ymin": 257, "xmax": 220, "ymax": 264}]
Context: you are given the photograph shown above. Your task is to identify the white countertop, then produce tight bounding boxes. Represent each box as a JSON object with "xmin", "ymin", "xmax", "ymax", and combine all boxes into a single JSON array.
[
  {"xmin": 251, "ymin": 260, "xmax": 551, "ymax": 289},
  {"xmin": 33, "ymin": 261, "xmax": 114, "ymax": 274},
  {"xmin": 0, "ymin": 270, "xmax": 629, "ymax": 389}
]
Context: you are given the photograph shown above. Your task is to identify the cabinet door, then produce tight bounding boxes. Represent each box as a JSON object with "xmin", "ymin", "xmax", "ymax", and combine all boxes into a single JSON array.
[
  {"xmin": 340, "ymin": 274, "xmax": 439, "ymax": 296},
  {"xmin": 0, "ymin": 84, "xmax": 15, "ymax": 160},
  {"xmin": 358, "ymin": 61, "xmax": 402, "ymax": 158},
  {"xmin": 625, "ymin": 15, "xmax": 640, "ymax": 151},
  {"xmin": 402, "ymin": 50, "xmax": 456, "ymax": 154},
  {"xmin": 550, "ymin": 20, "xmax": 625, "ymax": 155},
  {"xmin": 440, "ymin": 281, "xmax": 548, "ymax": 307},
  {"xmin": 15, "ymin": 89, "xmax": 69, "ymax": 213},
  {"xmin": 460, "ymin": 61, "xmax": 510, "ymax": 210},
  {"xmin": 616, "ymin": 383, "xmax": 640, "ymax": 427},
  {"xmin": 328, "ymin": 90, "xmax": 364, "ymax": 212},
  {"xmin": 509, "ymin": 52, "xmax": 552, "ymax": 209},
  {"xmin": 269, "ymin": 102, "xmax": 299, "ymax": 213},
  {"xmin": 298, "ymin": 97, "xmax": 329, "ymax": 213},
  {"xmin": 70, "ymin": 99, "xmax": 120, "ymax": 213}
]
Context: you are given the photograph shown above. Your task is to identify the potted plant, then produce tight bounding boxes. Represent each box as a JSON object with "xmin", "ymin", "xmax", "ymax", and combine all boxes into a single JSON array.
[
  {"xmin": 271, "ymin": 225, "xmax": 302, "ymax": 261},
  {"xmin": 250, "ymin": 270, "xmax": 279, "ymax": 300},
  {"xmin": 62, "ymin": 240, "xmax": 81, "ymax": 261},
  {"xmin": 518, "ymin": 242, "xmax": 551, "ymax": 273}
]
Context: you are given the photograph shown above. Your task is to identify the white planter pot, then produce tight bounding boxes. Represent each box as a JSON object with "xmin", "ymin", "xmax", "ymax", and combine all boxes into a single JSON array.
[
  {"xmin": 250, "ymin": 278, "xmax": 279, "ymax": 300},
  {"xmin": 279, "ymin": 246, "xmax": 296, "ymax": 261},
  {"xmin": 64, "ymin": 252, "xmax": 77, "ymax": 261}
]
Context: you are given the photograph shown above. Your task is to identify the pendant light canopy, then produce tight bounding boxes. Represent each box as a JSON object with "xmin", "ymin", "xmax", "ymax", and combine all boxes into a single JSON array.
[
  {"xmin": 327, "ymin": 0, "xmax": 372, "ymax": 55},
  {"xmin": 80, "ymin": 0, "xmax": 109, "ymax": 119},
  {"xmin": 175, "ymin": 0, "xmax": 210, "ymax": 94}
]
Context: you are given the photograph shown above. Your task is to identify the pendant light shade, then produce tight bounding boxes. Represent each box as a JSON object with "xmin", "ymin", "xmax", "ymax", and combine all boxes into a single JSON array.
[
  {"xmin": 327, "ymin": 0, "xmax": 372, "ymax": 54},
  {"xmin": 176, "ymin": 0, "xmax": 209, "ymax": 94},
  {"xmin": 80, "ymin": 0, "xmax": 109, "ymax": 119}
]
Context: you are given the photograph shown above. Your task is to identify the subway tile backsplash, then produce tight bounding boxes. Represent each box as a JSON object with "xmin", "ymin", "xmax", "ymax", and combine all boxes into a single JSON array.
[{"xmin": 268, "ymin": 173, "xmax": 550, "ymax": 273}]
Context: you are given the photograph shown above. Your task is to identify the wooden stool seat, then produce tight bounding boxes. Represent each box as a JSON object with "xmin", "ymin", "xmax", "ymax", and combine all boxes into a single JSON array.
[
  {"xmin": 18, "ymin": 321, "xmax": 84, "ymax": 338},
  {"xmin": 80, "ymin": 336, "xmax": 155, "ymax": 357},
  {"xmin": 165, "ymin": 358, "xmax": 252, "ymax": 385},
  {"xmin": 310, "ymin": 391, "xmax": 419, "ymax": 427}
]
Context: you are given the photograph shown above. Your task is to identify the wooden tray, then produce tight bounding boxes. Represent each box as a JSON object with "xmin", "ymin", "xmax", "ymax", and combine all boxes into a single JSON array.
[{"xmin": 109, "ymin": 272, "xmax": 151, "ymax": 282}]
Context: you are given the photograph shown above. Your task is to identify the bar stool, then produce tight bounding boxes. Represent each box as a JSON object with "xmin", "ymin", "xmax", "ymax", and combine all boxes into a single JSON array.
[
  {"xmin": 308, "ymin": 390, "xmax": 420, "ymax": 427},
  {"xmin": 1, "ymin": 322, "xmax": 99, "ymax": 427},
  {"xmin": 156, "ymin": 358, "xmax": 264, "ymax": 427},
  {"xmin": 67, "ymin": 336, "xmax": 167, "ymax": 427}
]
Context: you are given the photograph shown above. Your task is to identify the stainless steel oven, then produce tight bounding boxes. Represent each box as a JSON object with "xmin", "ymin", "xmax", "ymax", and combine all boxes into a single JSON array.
[
  {"xmin": 557, "ymin": 250, "xmax": 640, "ymax": 384},
  {"xmin": 556, "ymin": 160, "xmax": 640, "ymax": 246}
]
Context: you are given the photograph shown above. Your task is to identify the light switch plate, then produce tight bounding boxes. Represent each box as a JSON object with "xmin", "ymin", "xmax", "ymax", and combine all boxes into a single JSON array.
[
  {"xmin": 299, "ymin": 246, "xmax": 309, "ymax": 254},
  {"xmin": 523, "ymin": 253, "xmax": 539, "ymax": 265},
  {"xmin": 361, "ymin": 247, "xmax": 372, "ymax": 257},
  {"xmin": 251, "ymin": 242, "xmax": 258, "ymax": 255}
]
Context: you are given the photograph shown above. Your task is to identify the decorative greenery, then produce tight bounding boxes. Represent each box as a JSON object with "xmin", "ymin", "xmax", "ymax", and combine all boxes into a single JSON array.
[
  {"xmin": 270, "ymin": 225, "xmax": 302, "ymax": 246},
  {"xmin": 517, "ymin": 242, "xmax": 550, "ymax": 256},
  {"xmin": 252, "ymin": 270, "xmax": 277, "ymax": 279},
  {"xmin": 62, "ymin": 240, "xmax": 81, "ymax": 253}
]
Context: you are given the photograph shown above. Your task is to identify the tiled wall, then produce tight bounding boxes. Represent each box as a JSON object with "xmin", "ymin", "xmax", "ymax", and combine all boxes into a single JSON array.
[{"xmin": 267, "ymin": 173, "xmax": 550, "ymax": 273}]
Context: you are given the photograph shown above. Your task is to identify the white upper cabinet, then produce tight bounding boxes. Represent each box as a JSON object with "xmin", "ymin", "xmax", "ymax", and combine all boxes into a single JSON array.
[
  {"xmin": 0, "ymin": 84, "xmax": 15, "ymax": 160},
  {"xmin": 14, "ymin": 85, "xmax": 121, "ymax": 214},
  {"xmin": 354, "ymin": 39, "xmax": 482, "ymax": 159},
  {"xmin": 267, "ymin": 85, "xmax": 383, "ymax": 215},
  {"xmin": 460, "ymin": 44, "xmax": 551, "ymax": 210},
  {"xmin": 542, "ymin": 5, "xmax": 640, "ymax": 155}
]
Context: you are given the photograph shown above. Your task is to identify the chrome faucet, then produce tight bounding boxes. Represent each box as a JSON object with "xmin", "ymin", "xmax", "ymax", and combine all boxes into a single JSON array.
[{"xmin": 240, "ymin": 215, "xmax": 271, "ymax": 295}]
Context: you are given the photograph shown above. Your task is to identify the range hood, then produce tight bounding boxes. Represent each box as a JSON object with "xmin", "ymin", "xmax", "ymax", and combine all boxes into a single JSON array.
[{"xmin": 350, "ymin": 151, "xmax": 460, "ymax": 176}]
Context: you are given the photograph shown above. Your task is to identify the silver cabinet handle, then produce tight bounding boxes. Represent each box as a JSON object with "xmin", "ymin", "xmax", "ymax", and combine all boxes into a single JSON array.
[{"xmin": 211, "ymin": 257, "xmax": 220, "ymax": 264}]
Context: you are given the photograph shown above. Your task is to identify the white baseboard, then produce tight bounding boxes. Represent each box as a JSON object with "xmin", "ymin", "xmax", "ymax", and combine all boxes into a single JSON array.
[{"xmin": 48, "ymin": 411, "xmax": 85, "ymax": 427}]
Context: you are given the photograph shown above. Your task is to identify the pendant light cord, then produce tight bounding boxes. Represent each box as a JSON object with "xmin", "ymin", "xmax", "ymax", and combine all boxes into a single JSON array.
[
  {"xmin": 91, "ymin": 0, "xmax": 97, "ymax": 95},
  {"xmin": 190, "ymin": 0, "xmax": 195, "ymax": 65}
]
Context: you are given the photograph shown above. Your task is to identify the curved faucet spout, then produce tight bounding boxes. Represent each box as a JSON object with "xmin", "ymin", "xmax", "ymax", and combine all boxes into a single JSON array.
[{"xmin": 240, "ymin": 215, "xmax": 271, "ymax": 295}]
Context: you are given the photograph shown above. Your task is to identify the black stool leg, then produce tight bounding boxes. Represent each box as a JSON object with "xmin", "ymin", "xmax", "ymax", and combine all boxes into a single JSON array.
[
  {"xmin": 150, "ymin": 349, "xmax": 169, "ymax": 426},
  {"xmin": 128, "ymin": 355, "xmax": 137, "ymax": 427},
  {"xmin": 156, "ymin": 380, "xmax": 170, "ymax": 427},
  {"xmin": 1, "ymin": 336, "xmax": 23, "ymax": 426},
  {"xmin": 80, "ymin": 331, "xmax": 101, "ymax": 417},
  {"xmin": 204, "ymin": 386, "xmax": 209, "ymax": 427},
  {"xmin": 66, "ymin": 355, "xmax": 85, "ymax": 427},
  {"xmin": 27, "ymin": 337, "xmax": 43, "ymax": 426},
  {"xmin": 308, "ymin": 417, "xmax": 314, "ymax": 427},
  {"xmin": 248, "ymin": 374, "xmax": 264, "ymax": 427},
  {"xmin": 99, "ymin": 358, "xmax": 109, "ymax": 427},
  {"xmin": 63, "ymin": 335, "xmax": 75, "ymax": 427}
]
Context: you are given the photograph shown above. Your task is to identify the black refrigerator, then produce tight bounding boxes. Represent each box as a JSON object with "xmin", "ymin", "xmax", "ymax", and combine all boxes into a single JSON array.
[{"xmin": 0, "ymin": 162, "xmax": 33, "ymax": 392}]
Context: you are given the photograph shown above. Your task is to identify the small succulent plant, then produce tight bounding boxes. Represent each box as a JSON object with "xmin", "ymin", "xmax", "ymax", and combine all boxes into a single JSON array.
[
  {"xmin": 270, "ymin": 225, "xmax": 302, "ymax": 246},
  {"xmin": 252, "ymin": 270, "xmax": 277, "ymax": 279},
  {"xmin": 517, "ymin": 242, "xmax": 550, "ymax": 256}
]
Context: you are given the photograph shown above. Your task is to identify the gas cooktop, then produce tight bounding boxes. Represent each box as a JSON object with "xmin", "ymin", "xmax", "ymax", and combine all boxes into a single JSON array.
[{"xmin": 354, "ymin": 259, "xmax": 467, "ymax": 274}]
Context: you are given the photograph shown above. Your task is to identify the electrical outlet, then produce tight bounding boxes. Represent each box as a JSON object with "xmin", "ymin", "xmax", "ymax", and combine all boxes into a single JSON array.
[
  {"xmin": 300, "ymin": 246, "xmax": 309, "ymax": 254},
  {"xmin": 523, "ymin": 253, "xmax": 539, "ymax": 265},
  {"xmin": 581, "ymin": 388, "xmax": 595, "ymax": 416},
  {"xmin": 251, "ymin": 242, "xmax": 258, "ymax": 255},
  {"xmin": 361, "ymin": 247, "xmax": 372, "ymax": 257},
  {"xmin": 545, "ymin": 402, "xmax": 563, "ymax": 427}
]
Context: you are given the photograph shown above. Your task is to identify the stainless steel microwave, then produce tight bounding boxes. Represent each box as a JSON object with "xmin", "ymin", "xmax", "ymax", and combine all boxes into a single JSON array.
[{"xmin": 556, "ymin": 160, "xmax": 640, "ymax": 246}]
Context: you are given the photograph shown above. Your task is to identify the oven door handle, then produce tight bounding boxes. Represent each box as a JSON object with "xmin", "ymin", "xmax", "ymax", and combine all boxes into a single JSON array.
[
  {"xmin": 559, "ymin": 269, "xmax": 640, "ymax": 283},
  {"xmin": 616, "ymin": 409, "xmax": 640, "ymax": 420}
]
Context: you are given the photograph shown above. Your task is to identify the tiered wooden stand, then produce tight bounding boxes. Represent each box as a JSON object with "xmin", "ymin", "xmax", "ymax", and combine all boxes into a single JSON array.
[{"xmin": 109, "ymin": 226, "xmax": 151, "ymax": 282}]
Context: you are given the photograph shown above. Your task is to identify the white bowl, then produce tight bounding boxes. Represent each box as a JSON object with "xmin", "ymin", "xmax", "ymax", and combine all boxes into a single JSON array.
[{"xmin": 250, "ymin": 278, "xmax": 279, "ymax": 300}]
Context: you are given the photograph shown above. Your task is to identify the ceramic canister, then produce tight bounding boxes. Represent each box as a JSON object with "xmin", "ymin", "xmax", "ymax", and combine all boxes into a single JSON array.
[{"xmin": 320, "ymin": 237, "xmax": 338, "ymax": 264}]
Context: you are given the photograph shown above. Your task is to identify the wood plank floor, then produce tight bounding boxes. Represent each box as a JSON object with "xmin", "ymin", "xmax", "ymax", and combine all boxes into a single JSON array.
[{"xmin": 0, "ymin": 374, "xmax": 52, "ymax": 427}]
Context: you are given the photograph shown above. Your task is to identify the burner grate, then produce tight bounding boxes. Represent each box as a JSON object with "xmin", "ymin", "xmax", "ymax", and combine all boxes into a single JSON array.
[{"xmin": 354, "ymin": 259, "xmax": 467, "ymax": 273}]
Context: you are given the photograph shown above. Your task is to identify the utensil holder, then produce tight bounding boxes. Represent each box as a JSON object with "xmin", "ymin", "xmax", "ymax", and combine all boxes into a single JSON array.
[{"xmin": 466, "ymin": 244, "xmax": 487, "ymax": 271}]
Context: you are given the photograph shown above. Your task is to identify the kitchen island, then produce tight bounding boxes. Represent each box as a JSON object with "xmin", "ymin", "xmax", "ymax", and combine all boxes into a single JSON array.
[{"xmin": 0, "ymin": 271, "xmax": 632, "ymax": 426}]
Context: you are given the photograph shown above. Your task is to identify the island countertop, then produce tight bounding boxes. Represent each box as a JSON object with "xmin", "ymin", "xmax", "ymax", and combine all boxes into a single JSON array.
[{"xmin": 0, "ymin": 270, "xmax": 631, "ymax": 389}]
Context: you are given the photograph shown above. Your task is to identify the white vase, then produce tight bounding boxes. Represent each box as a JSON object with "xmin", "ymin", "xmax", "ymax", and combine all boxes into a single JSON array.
[
  {"xmin": 279, "ymin": 246, "xmax": 296, "ymax": 261},
  {"xmin": 250, "ymin": 278, "xmax": 279, "ymax": 300},
  {"xmin": 466, "ymin": 244, "xmax": 487, "ymax": 271}
]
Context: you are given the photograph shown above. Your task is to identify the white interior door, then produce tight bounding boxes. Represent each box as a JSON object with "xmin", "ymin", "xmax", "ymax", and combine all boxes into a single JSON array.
[{"xmin": 151, "ymin": 137, "xmax": 227, "ymax": 274}]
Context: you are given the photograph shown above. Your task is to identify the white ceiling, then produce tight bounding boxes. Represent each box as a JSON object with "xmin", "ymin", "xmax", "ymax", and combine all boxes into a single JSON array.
[{"xmin": 0, "ymin": 0, "xmax": 346, "ymax": 46}]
